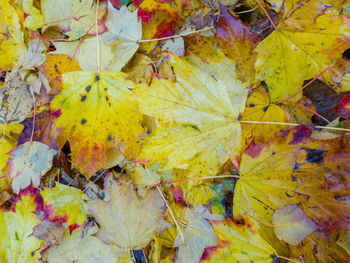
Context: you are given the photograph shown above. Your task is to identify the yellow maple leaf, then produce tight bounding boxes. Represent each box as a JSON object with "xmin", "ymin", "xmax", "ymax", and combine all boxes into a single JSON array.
[
  {"xmin": 51, "ymin": 71, "xmax": 145, "ymax": 176},
  {"xmin": 0, "ymin": 0, "xmax": 25, "ymax": 71},
  {"xmin": 137, "ymin": 54, "xmax": 247, "ymax": 178},
  {"xmin": 233, "ymin": 127, "xmax": 350, "ymax": 248},
  {"xmin": 0, "ymin": 191, "xmax": 42, "ymax": 263},
  {"xmin": 255, "ymin": 13, "xmax": 350, "ymax": 102}
]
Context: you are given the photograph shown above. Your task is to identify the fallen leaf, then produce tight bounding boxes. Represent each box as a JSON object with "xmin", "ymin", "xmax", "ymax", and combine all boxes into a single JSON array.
[
  {"xmin": 0, "ymin": 190, "xmax": 42, "ymax": 263},
  {"xmin": 43, "ymin": 225, "xmax": 123, "ymax": 263},
  {"xmin": 0, "ymin": 0, "xmax": 25, "ymax": 71},
  {"xmin": 137, "ymin": 54, "xmax": 247, "ymax": 178},
  {"xmin": 51, "ymin": 71, "xmax": 144, "ymax": 176},
  {"xmin": 201, "ymin": 216, "xmax": 278, "ymax": 263},
  {"xmin": 272, "ymin": 204, "xmax": 318, "ymax": 246},
  {"xmin": 88, "ymin": 178, "xmax": 164, "ymax": 251},
  {"xmin": 41, "ymin": 183, "xmax": 88, "ymax": 226},
  {"xmin": 0, "ymin": 72, "xmax": 32, "ymax": 124},
  {"xmin": 255, "ymin": 13, "xmax": 350, "ymax": 102},
  {"xmin": 102, "ymin": 3, "xmax": 142, "ymax": 71},
  {"xmin": 174, "ymin": 208, "xmax": 218, "ymax": 263},
  {"xmin": 8, "ymin": 141, "xmax": 56, "ymax": 193}
]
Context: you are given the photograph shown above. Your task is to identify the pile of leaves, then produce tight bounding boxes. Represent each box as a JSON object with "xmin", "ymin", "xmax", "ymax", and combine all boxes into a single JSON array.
[{"xmin": 0, "ymin": 0, "xmax": 350, "ymax": 262}]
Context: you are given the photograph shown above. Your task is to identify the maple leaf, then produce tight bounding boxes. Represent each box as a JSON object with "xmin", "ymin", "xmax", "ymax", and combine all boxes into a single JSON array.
[
  {"xmin": 88, "ymin": 178, "xmax": 164, "ymax": 251},
  {"xmin": 0, "ymin": 190, "xmax": 42, "ymax": 263},
  {"xmin": 8, "ymin": 141, "xmax": 56, "ymax": 193},
  {"xmin": 51, "ymin": 71, "xmax": 145, "ymax": 176},
  {"xmin": 0, "ymin": 0, "xmax": 25, "ymax": 71},
  {"xmin": 174, "ymin": 208, "xmax": 218, "ymax": 263},
  {"xmin": 101, "ymin": 3, "xmax": 142, "ymax": 71},
  {"xmin": 41, "ymin": 183, "xmax": 88, "ymax": 227},
  {"xmin": 43, "ymin": 226, "xmax": 123, "ymax": 263},
  {"xmin": 137, "ymin": 54, "xmax": 247, "ymax": 178},
  {"xmin": 201, "ymin": 216, "xmax": 278, "ymax": 263},
  {"xmin": 255, "ymin": 11, "xmax": 350, "ymax": 102},
  {"xmin": 233, "ymin": 126, "xmax": 350, "ymax": 245}
]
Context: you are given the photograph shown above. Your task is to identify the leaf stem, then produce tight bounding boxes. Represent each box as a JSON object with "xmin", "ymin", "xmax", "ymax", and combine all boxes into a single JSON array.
[
  {"xmin": 148, "ymin": 174, "xmax": 240, "ymax": 188},
  {"xmin": 145, "ymin": 168, "xmax": 185, "ymax": 244},
  {"xmin": 138, "ymin": 27, "xmax": 214, "ymax": 43},
  {"xmin": 277, "ymin": 66, "xmax": 331, "ymax": 104},
  {"xmin": 254, "ymin": 0, "xmax": 277, "ymax": 29},
  {"xmin": 240, "ymin": 120, "xmax": 350, "ymax": 132},
  {"xmin": 295, "ymin": 102, "xmax": 330, "ymax": 123},
  {"xmin": 95, "ymin": 0, "xmax": 100, "ymax": 73}
]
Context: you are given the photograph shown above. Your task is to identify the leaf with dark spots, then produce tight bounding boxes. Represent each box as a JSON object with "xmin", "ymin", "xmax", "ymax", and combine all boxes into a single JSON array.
[{"xmin": 304, "ymin": 148, "xmax": 325, "ymax": 164}]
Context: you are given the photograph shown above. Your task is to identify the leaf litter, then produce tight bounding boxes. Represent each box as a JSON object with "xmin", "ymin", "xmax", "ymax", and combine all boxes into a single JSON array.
[{"xmin": 0, "ymin": 0, "xmax": 349, "ymax": 262}]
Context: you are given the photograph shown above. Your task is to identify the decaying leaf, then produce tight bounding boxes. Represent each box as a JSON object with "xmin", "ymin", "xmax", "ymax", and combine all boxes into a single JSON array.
[
  {"xmin": 8, "ymin": 141, "xmax": 56, "ymax": 193},
  {"xmin": 0, "ymin": 72, "xmax": 32, "ymax": 124},
  {"xmin": 88, "ymin": 178, "xmax": 164, "ymax": 251},
  {"xmin": 174, "ymin": 208, "xmax": 218, "ymax": 263},
  {"xmin": 272, "ymin": 205, "xmax": 318, "ymax": 246},
  {"xmin": 233, "ymin": 126, "xmax": 350, "ymax": 246},
  {"xmin": 43, "ymin": 226, "xmax": 123, "ymax": 263}
]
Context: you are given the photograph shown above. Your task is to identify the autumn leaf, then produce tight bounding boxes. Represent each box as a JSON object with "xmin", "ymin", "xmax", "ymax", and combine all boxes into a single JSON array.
[
  {"xmin": 174, "ymin": 207, "xmax": 218, "ymax": 263},
  {"xmin": 0, "ymin": 190, "xmax": 42, "ymax": 263},
  {"xmin": 201, "ymin": 216, "xmax": 278, "ymax": 263},
  {"xmin": 101, "ymin": 3, "xmax": 142, "ymax": 71},
  {"xmin": 255, "ymin": 10, "xmax": 350, "ymax": 102},
  {"xmin": 0, "ymin": 0, "xmax": 25, "ymax": 71},
  {"xmin": 137, "ymin": 54, "xmax": 247, "ymax": 178},
  {"xmin": 272, "ymin": 204, "xmax": 318, "ymax": 246},
  {"xmin": 216, "ymin": 5, "xmax": 259, "ymax": 83},
  {"xmin": 8, "ymin": 141, "xmax": 56, "ymax": 193},
  {"xmin": 41, "ymin": 183, "xmax": 88, "ymax": 227},
  {"xmin": 37, "ymin": 54, "xmax": 81, "ymax": 95},
  {"xmin": 51, "ymin": 71, "xmax": 145, "ymax": 176},
  {"xmin": 43, "ymin": 225, "xmax": 123, "ymax": 263},
  {"xmin": 233, "ymin": 126, "xmax": 350, "ymax": 246},
  {"xmin": 88, "ymin": 178, "xmax": 164, "ymax": 252}
]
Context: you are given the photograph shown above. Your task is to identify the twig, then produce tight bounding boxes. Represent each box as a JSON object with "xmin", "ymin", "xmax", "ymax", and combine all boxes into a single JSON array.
[
  {"xmin": 30, "ymin": 92, "xmax": 36, "ymax": 143},
  {"xmin": 278, "ymin": 255, "xmax": 302, "ymax": 263},
  {"xmin": 145, "ymin": 168, "xmax": 185, "ymax": 244},
  {"xmin": 138, "ymin": 27, "xmax": 214, "ymax": 43}
]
